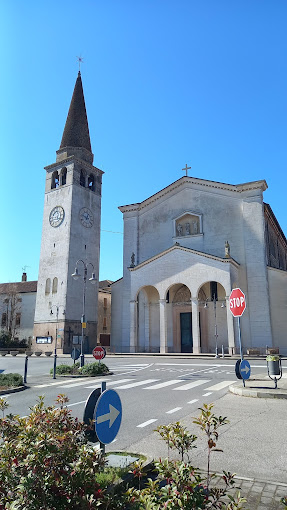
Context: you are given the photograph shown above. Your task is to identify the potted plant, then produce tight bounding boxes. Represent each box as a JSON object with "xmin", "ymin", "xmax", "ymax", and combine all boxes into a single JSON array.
[
  {"xmin": 44, "ymin": 351, "xmax": 52, "ymax": 357},
  {"xmin": 34, "ymin": 351, "xmax": 43, "ymax": 357},
  {"xmin": 10, "ymin": 351, "xmax": 19, "ymax": 356},
  {"xmin": 266, "ymin": 355, "xmax": 281, "ymax": 376}
]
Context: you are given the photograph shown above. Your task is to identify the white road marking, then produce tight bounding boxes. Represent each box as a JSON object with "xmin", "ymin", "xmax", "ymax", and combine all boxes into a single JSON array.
[
  {"xmin": 85, "ymin": 378, "xmax": 133, "ymax": 388},
  {"xmin": 144, "ymin": 380, "xmax": 181, "ymax": 390},
  {"xmin": 166, "ymin": 407, "xmax": 182, "ymax": 414},
  {"xmin": 137, "ymin": 418, "xmax": 158, "ymax": 428},
  {"xmin": 173, "ymin": 379, "xmax": 211, "ymax": 391},
  {"xmin": 205, "ymin": 381, "xmax": 233, "ymax": 391},
  {"xmin": 67, "ymin": 400, "xmax": 86, "ymax": 407},
  {"xmin": 202, "ymin": 392, "xmax": 212, "ymax": 397},
  {"xmin": 115, "ymin": 379, "xmax": 159, "ymax": 389},
  {"xmin": 60, "ymin": 378, "xmax": 110, "ymax": 388},
  {"xmin": 187, "ymin": 399, "xmax": 199, "ymax": 405},
  {"xmin": 35, "ymin": 378, "xmax": 76, "ymax": 388}
]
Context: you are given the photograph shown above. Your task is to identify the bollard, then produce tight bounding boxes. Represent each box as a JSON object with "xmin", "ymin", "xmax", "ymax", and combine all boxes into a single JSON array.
[
  {"xmin": 24, "ymin": 355, "xmax": 28, "ymax": 384},
  {"xmin": 221, "ymin": 345, "xmax": 225, "ymax": 358},
  {"xmin": 53, "ymin": 353, "xmax": 57, "ymax": 379}
]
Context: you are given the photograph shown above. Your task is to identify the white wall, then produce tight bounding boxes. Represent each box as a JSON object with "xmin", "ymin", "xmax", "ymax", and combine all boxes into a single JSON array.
[{"xmin": 268, "ymin": 267, "xmax": 287, "ymax": 356}]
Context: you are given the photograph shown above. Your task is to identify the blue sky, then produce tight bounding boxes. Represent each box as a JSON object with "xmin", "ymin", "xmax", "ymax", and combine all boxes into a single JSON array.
[{"xmin": 0, "ymin": 0, "xmax": 286, "ymax": 284}]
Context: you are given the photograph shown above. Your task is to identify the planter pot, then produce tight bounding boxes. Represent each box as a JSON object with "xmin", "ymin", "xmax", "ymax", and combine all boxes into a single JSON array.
[
  {"xmin": 0, "ymin": 351, "xmax": 7, "ymax": 356},
  {"xmin": 267, "ymin": 360, "xmax": 280, "ymax": 376},
  {"xmin": 34, "ymin": 351, "xmax": 42, "ymax": 357},
  {"xmin": 10, "ymin": 351, "xmax": 19, "ymax": 356},
  {"xmin": 44, "ymin": 351, "xmax": 52, "ymax": 357},
  {"xmin": 25, "ymin": 351, "xmax": 33, "ymax": 356}
]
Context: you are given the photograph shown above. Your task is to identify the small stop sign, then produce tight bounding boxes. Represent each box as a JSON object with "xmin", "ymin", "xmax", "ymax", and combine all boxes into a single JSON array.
[
  {"xmin": 92, "ymin": 346, "xmax": 106, "ymax": 360},
  {"xmin": 229, "ymin": 288, "xmax": 246, "ymax": 317}
]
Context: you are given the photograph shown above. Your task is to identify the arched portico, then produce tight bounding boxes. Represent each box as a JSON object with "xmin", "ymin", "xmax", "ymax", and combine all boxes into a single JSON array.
[
  {"xmin": 197, "ymin": 281, "xmax": 235, "ymax": 355},
  {"xmin": 130, "ymin": 286, "xmax": 160, "ymax": 352}
]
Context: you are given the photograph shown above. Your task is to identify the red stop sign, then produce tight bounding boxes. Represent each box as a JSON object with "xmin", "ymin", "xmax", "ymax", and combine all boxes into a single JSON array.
[
  {"xmin": 92, "ymin": 346, "xmax": 106, "ymax": 360},
  {"xmin": 229, "ymin": 288, "xmax": 246, "ymax": 317}
]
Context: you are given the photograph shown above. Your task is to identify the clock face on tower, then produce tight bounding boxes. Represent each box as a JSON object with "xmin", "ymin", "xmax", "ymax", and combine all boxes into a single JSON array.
[
  {"xmin": 49, "ymin": 206, "xmax": 65, "ymax": 227},
  {"xmin": 79, "ymin": 207, "xmax": 94, "ymax": 228}
]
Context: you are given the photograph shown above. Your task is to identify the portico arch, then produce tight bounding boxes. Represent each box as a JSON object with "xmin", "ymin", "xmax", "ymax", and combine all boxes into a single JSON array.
[
  {"xmin": 165, "ymin": 283, "xmax": 193, "ymax": 353},
  {"xmin": 197, "ymin": 281, "xmax": 229, "ymax": 354},
  {"xmin": 134, "ymin": 286, "xmax": 160, "ymax": 353}
]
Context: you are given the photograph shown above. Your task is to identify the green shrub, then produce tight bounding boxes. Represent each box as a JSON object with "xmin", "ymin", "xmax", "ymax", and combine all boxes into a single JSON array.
[
  {"xmin": 79, "ymin": 362, "xmax": 109, "ymax": 376},
  {"xmin": 0, "ymin": 373, "xmax": 23, "ymax": 388},
  {"xmin": 0, "ymin": 395, "xmax": 110, "ymax": 509},
  {"xmin": 49, "ymin": 362, "xmax": 80, "ymax": 375}
]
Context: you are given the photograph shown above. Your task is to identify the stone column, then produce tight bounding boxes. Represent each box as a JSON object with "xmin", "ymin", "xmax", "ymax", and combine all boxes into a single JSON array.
[
  {"xmin": 226, "ymin": 296, "xmax": 235, "ymax": 355},
  {"xmin": 191, "ymin": 298, "xmax": 201, "ymax": 354},
  {"xmin": 144, "ymin": 303, "xmax": 150, "ymax": 352},
  {"xmin": 130, "ymin": 300, "xmax": 137, "ymax": 353},
  {"xmin": 159, "ymin": 299, "xmax": 167, "ymax": 353}
]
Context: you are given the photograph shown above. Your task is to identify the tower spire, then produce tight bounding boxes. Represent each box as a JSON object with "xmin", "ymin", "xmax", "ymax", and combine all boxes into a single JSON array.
[{"xmin": 60, "ymin": 72, "xmax": 92, "ymax": 153}]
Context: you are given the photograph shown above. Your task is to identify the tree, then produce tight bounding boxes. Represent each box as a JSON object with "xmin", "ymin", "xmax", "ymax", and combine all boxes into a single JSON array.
[{"xmin": 0, "ymin": 285, "xmax": 21, "ymax": 341}]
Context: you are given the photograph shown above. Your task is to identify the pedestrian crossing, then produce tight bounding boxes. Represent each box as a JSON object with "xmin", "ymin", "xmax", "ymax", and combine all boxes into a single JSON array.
[{"xmin": 34, "ymin": 376, "xmax": 234, "ymax": 393}]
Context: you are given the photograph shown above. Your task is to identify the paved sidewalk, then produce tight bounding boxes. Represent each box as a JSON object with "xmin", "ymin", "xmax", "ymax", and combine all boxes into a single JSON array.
[{"xmin": 229, "ymin": 373, "xmax": 287, "ymax": 399}]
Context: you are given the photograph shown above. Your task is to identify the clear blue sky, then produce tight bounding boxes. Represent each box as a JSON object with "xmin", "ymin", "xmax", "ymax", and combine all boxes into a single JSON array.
[{"xmin": 0, "ymin": 0, "xmax": 286, "ymax": 284}]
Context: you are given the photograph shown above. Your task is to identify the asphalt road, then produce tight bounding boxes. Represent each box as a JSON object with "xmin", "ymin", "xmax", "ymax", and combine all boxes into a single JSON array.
[{"xmin": 0, "ymin": 355, "xmax": 282, "ymax": 455}]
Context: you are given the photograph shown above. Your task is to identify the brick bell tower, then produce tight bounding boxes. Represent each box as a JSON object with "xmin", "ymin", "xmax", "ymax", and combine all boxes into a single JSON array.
[{"xmin": 33, "ymin": 72, "xmax": 103, "ymax": 354}]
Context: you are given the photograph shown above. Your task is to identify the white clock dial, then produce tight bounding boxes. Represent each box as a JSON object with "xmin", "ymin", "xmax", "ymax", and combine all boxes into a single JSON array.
[
  {"xmin": 79, "ymin": 207, "xmax": 94, "ymax": 228},
  {"xmin": 49, "ymin": 206, "xmax": 65, "ymax": 227}
]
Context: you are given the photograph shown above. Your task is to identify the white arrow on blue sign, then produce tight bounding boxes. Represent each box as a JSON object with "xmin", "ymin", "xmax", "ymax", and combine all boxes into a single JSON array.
[
  {"xmin": 95, "ymin": 389, "xmax": 122, "ymax": 444},
  {"xmin": 239, "ymin": 360, "xmax": 251, "ymax": 380}
]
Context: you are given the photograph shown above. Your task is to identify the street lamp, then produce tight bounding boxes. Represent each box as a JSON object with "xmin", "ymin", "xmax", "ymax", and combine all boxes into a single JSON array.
[
  {"xmin": 50, "ymin": 305, "xmax": 65, "ymax": 379},
  {"xmin": 71, "ymin": 259, "xmax": 96, "ymax": 367}
]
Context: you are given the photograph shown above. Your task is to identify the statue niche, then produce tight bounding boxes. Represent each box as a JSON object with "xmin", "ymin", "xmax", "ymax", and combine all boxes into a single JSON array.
[{"xmin": 175, "ymin": 214, "xmax": 200, "ymax": 237}]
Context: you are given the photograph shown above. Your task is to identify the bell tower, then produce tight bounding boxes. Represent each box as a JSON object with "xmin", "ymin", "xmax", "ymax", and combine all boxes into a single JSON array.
[{"xmin": 33, "ymin": 72, "xmax": 103, "ymax": 354}]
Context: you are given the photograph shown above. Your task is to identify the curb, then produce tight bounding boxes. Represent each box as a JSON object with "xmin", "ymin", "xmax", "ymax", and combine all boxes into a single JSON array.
[
  {"xmin": 0, "ymin": 385, "xmax": 27, "ymax": 396},
  {"xmin": 51, "ymin": 372, "xmax": 112, "ymax": 378},
  {"xmin": 229, "ymin": 384, "xmax": 287, "ymax": 399}
]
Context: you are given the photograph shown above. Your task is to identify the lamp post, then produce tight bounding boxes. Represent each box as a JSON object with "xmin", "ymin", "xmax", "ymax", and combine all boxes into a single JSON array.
[
  {"xmin": 71, "ymin": 260, "xmax": 96, "ymax": 367},
  {"xmin": 50, "ymin": 305, "xmax": 65, "ymax": 379}
]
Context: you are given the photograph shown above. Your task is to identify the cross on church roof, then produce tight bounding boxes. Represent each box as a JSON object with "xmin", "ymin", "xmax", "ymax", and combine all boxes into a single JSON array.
[
  {"xmin": 76, "ymin": 55, "xmax": 84, "ymax": 71},
  {"xmin": 182, "ymin": 163, "xmax": 191, "ymax": 176}
]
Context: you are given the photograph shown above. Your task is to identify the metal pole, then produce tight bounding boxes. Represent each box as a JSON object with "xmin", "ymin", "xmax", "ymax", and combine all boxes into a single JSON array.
[
  {"xmin": 24, "ymin": 355, "xmax": 28, "ymax": 384},
  {"xmin": 80, "ymin": 265, "xmax": 87, "ymax": 368},
  {"xmin": 238, "ymin": 316, "xmax": 243, "ymax": 361},
  {"xmin": 214, "ymin": 295, "xmax": 219, "ymax": 358},
  {"xmin": 221, "ymin": 344, "xmax": 224, "ymax": 358},
  {"xmin": 100, "ymin": 381, "xmax": 106, "ymax": 455},
  {"xmin": 53, "ymin": 307, "xmax": 58, "ymax": 379}
]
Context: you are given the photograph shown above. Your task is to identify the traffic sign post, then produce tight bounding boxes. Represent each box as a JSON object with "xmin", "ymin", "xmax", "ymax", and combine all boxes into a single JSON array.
[
  {"xmin": 239, "ymin": 359, "xmax": 251, "ymax": 387},
  {"xmin": 229, "ymin": 288, "xmax": 249, "ymax": 386},
  {"xmin": 229, "ymin": 288, "xmax": 246, "ymax": 361},
  {"xmin": 95, "ymin": 388, "xmax": 122, "ymax": 454}
]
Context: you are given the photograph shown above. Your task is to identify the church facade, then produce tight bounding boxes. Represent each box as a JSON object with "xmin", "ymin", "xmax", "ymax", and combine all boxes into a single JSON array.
[{"xmin": 111, "ymin": 176, "xmax": 287, "ymax": 356}]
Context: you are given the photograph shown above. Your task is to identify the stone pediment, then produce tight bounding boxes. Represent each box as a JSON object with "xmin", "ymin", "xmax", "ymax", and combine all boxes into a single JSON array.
[
  {"xmin": 119, "ymin": 176, "xmax": 267, "ymax": 213},
  {"xmin": 129, "ymin": 245, "xmax": 239, "ymax": 271}
]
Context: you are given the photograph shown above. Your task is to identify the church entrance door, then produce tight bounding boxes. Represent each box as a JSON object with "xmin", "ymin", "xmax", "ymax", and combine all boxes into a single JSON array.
[{"xmin": 180, "ymin": 312, "xmax": 193, "ymax": 352}]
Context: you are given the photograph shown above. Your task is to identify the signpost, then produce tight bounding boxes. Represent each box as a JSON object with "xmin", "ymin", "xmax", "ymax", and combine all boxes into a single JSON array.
[
  {"xmin": 239, "ymin": 359, "xmax": 251, "ymax": 380},
  {"xmin": 92, "ymin": 346, "xmax": 106, "ymax": 361},
  {"xmin": 229, "ymin": 288, "xmax": 250, "ymax": 385},
  {"xmin": 95, "ymin": 389, "xmax": 122, "ymax": 447},
  {"xmin": 71, "ymin": 347, "xmax": 80, "ymax": 362}
]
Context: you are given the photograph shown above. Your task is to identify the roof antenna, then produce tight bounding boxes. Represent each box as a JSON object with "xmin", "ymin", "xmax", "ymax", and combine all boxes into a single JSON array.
[{"xmin": 76, "ymin": 55, "xmax": 84, "ymax": 73}]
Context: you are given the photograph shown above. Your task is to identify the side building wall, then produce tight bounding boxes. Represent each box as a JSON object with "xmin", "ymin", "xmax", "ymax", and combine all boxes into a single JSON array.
[{"xmin": 267, "ymin": 267, "xmax": 287, "ymax": 356}]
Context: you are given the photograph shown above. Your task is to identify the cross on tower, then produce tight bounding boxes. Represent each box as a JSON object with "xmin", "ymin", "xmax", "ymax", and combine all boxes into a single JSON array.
[
  {"xmin": 76, "ymin": 55, "xmax": 84, "ymax": 71},
  {"xmin": 182, "ymin": 163, "xmax": 191, "ymax": 176}
]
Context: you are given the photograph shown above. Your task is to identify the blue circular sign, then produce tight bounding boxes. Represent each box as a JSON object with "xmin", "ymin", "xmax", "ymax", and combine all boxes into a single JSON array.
[
  {"xmin": 239, "ymin": 360, "xmax": 251, "ymax": 380},
  {"xmin": 95, "ymin": 389, "xmax": 122, "ymax": 444}
]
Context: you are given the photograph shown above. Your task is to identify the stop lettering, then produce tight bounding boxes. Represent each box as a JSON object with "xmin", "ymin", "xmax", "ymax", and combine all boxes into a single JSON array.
[
  {"xmin": 93, "ymin": 346, "xmax": 106, "ymax": 360},
  {"xmin": 229, "ymin": 288, "xmax": 246, "ymax": 317}
]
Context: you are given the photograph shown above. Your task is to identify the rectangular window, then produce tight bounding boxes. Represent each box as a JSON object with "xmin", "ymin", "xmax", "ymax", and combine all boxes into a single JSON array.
[
  {"xmin": 16, "ymin": 313, "xmax": 21, "ymax": 327},
  {"xmin": 1, "ymin": 313, "xmax": 7, "ymax": 327},
  {"xmin": 103, "ymin": 317, "xmax": 107, "ymax": 328},
  {"xmin": 104, "ymin": 297, "xmax": 107, "ymax": 308}
]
